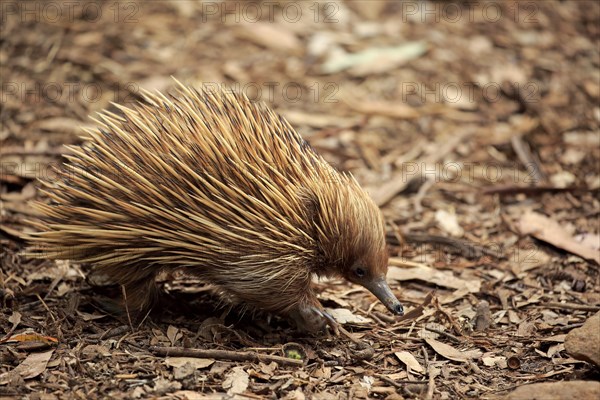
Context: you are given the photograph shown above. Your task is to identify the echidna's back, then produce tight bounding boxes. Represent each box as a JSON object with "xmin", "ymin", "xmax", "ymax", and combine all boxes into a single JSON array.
[{"xmin": 29, "ymin": 84, "xmax": 337, "ymax": 277}]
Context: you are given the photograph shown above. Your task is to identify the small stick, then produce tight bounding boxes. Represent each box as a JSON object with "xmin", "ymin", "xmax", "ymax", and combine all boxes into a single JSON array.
[
  {"xmin": 425, "ymin": 365, "xmax": 436, "ymax": 400},
  {"xmin": 36, "ymin": 294, "xmax": 57, "ymax": 323},
  {"xmin": 372, "ymin": 311, "xmax": 396, "ymax": 324},
  {"xmin": 413, "ymin": 178, "xmax": 434, "ymax": 213},
  {"xmin": 481, "ymin": 184, "xmax": 594, "ymax": 196},
  {"xmin": 376, "ymin": 374, "xmax": 428, "ymax": 388},
  {"xmin": 337, "ymin": 325, "xmax": 361, "ymax": 344},
  {"xmin": 541, "ymin": 302, "xmax": 600, "ymax": 312},
  {"xmin": 88, "ymin": 325, "xmax": 130, "ymax": 340},
  {"xmin": 149, "ymin": 346, "xmax": 304, "ymax": 367},
  {"xmin": 121, "ymin": 285, "xmax": 134, "ymax": 333},
  {"xmin": 423, "ymin": 326, "xmax": 462, "ymax": 344},
  {"xmin": 511, "ymin": 134, "xmax": 547, "ymax": 185}
]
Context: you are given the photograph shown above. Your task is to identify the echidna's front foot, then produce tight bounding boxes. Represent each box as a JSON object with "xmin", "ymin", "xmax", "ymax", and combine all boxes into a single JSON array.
[{"xmin": 290, "ymin": 304, "xmax": 339, "ymax": 335}]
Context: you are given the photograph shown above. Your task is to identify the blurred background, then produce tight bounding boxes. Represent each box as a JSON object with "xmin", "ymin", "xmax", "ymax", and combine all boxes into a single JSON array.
[{"xmin": 1, "ymin": 1, "xmax": 599, "ymax": 398}]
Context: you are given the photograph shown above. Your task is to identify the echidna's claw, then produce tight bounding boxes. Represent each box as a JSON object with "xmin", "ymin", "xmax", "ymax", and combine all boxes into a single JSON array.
[
  {"xmin": 315, "ymin": 308, "xmax": 339, "ymax": 336},
  {"xmin": 290, "ymin": 304, "xmax": 339, "ymax": 335}
]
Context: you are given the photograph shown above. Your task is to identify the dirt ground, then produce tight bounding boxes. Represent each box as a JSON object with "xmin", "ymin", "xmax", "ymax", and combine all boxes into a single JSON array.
[{"xmin": 1, "ymin": 1, "xmax": 599, "ymax": 399}]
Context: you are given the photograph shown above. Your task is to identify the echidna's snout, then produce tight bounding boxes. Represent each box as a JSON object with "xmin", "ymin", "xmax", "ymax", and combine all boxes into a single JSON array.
[{"xmin": 363, "ymin": 277, "xmax": 404, "ymax": 316}]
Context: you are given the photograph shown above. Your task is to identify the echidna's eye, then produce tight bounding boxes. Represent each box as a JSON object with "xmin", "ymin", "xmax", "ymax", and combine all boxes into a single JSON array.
[{"xmin": 354, "ymin": 267, "xmax": 366, "ymax": 278}]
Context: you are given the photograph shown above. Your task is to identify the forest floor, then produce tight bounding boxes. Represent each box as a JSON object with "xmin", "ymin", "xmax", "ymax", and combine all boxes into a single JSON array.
[{"xmin": 1, "ymin": 1, "xmax": 599, "ymax": 399}]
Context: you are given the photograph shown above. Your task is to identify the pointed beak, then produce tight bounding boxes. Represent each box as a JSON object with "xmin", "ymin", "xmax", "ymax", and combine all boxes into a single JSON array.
[{"xmin": 363, "ymin": 277, "xmax": 404, "ymax": 316}]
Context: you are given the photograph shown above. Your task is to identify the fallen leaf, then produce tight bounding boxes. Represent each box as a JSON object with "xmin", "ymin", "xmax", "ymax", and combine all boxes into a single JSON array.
[
  {"xmin": 166, "ymin": 325, "xmax": 180, "ymax": 346},
  {"xmin": 3, "ymin": 333, "xmax": 58, "ymax": 345},
  {"xmin": 388, "ymin": 265, "xmax": 480, "ymax": 292},
  {"xmin": 325, "ymin": 308, "xmax": 372, "ymax": 324},
  {"xmin": 237, "ymin": 22, "xmax": 301, "ymax": 54},
  {"xmin": 396, "ymin": 291, "xmax": 435, "ymax": 323},
  {"xmin": 395, "ymin": 351, "xmax": 425, "ymax": 373},
  {"xmin": 0, "ymin": 349, "xmax": 54, "ymax": 383},
  {"xmin": 33, "ymin": 117, "xmax": 94, "ymax": 135},
  {"xmin": 344, "ymin": 97, "xmax": 419, "ymax": 119},
  {"xmin": 75, "ymin": 310, "xmax": 107, "ymax": 321},
  {"xmin": 223, "ymin": 366, "xmax": 249, "ymax": 396},
  {"xmin": 482, "ymin": 355, "xmax": 507, "ymax": 368},
  {"xmin": 279, "ymin": 110, "xmax": 361, "ymax": 129},
  {"xmin": 435, "ymin": 209, "xmax": 464, "ymax": 237},
  {"xmin": 169, "ymin": 391, "xmax": 210, "ymax": 400},
  {"xmin": 165, "ymin": 357, "xmax": 215, "ymax": 369},
  {"xmin": 424, "ymin": 338, "xmax": 482, "ymax": 363},
  {"xmin": 517, "ymin": 211, "xmax": 600, "ymax": 264},
  {"xmin": 563, "ymin": 130, "xmax": 599, "ymax": 146},
  {"xmin": 8, "ymin": 311, "xmax": 21, "ymax": 329},
  {"xmin": 321, "ymin": 41, "xmax": 428, "ymax": 76},
  {"xmin": 153, "ymin": 377, "xmax": 182, "ymax": 394},
  {"xmin": 81, "ymin": 344, "xmax": 111, "ymax": 358}
]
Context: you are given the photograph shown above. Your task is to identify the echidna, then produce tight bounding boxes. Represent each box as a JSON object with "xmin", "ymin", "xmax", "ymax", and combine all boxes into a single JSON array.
[{"xmin": 27, "ymin": 81, "xmax": 403, "ymax": 332}]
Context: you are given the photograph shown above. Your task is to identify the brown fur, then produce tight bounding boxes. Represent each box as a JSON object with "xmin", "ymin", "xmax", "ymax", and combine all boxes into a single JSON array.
[{"xmin": 26, "ymin": 81, "xmax": 390, "ymax": 328}]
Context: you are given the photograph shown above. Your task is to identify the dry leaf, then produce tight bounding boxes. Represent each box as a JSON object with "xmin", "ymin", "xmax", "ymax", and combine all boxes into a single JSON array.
[
  {"xmin": 169, "ymin": 391, "xmax": 211, "ymax": 400},
  {"xmin": 435, "ymin": 209, "xmax": 464, "ymax": 237},
  {"xmin": 344, "ymin": 97, "xmax": 419, "ymax": 119},
  {"xmin": 321, "ymin": 42, "xmax": 428, "ymax": 76},
  {"xmin": 325, "ymin": 308, "xmax": 372, "ymax": 324},
  {"xmin": 237, "ymin": 22, "xmax": 301, "ymax": 53},
  {"xmin": 165, "ymin": 357, "xmax": 215, "ymax": 369},
  {"xmin": 8, "ymin": 311, "xmax": 21, "ymax": 329},
  {"xmin": 424, "ymin": 338, "xmax": 482, "ymax": 363},
  {"xmin": 75, "ymin": 310, "xmax": 107, "ymax": 321},
  {"xmin": 223, "ymin": 366, "xmax": 249, "ymax": 396},
  {"xmin": 517, "ymin": 211, "xmax": 600, "ymax": 264},
  {"xmin": 388, "ymin": 265, "xmax": 480, "ymax": 292},
  {"xmin": 395, "ymin": 351, "xmax": 425, "ymax": 373},
  {"xmin": 34, "ymin": 117, "xmax": 94, "ymax": 135},
  {"xmin": 166, "ymin": 325, "xmax": 180, "ymax": 346},
  {"xmin": 482, "ymin": 355, "xmax": 508, "ymax": 368},
  {"xmin": 279, "ymin": 110, "xmax": 361, "ymax": 129},
  {"xmin": 0, "ymin": 349, "xmax": 54, "ymax": 383},
  {"xmin": 3, "ymin": 333, "xmax": 58, "ymax": 345}
]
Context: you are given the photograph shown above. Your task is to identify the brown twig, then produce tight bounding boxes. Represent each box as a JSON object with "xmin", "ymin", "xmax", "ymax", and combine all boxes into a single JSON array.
[
  {"xmin": 372, "ymin": 311, "xmax": 396, "ymax": 324},
  {"xmin": 98, "ymin": 325, "xmax": 130, "ymax": 340},
  {"xmin": 338, "ymin": 325, "xmax": 361, "ymax": 344},
  {"xmin": 423, "ymin": 326, "xmax": 462, "ymax": 344},
  {"xmin": 371, "ymin": 129, "xmax": 474, "ymax": 206},
  {"xmin": 389, "ymin": 232, "xmax": 502, "ymax": 259},
  {"xmin": 396, "ymin": 291, "xmax": 435, "ymax": 324},
  {"xmin": 540, "ymin": 302, "xmax": 600, "ymax": 312},
  {"xmin": 121, "ymin": 285, "xmax": 134, "ymax": 333},
  {"xmin": 481, "ymin": 184, "xmax": 595, "ymax": 196},
  {"xmin": 425, "ymin": 365, "xmax": 436, "ymax": 400},
  {"xmin": 149, "ymin": 346, "xmax": 304, "ymax": 367},
  {"xmin": 0, "ymin": 147, "xmax": 68, "ymax": 156},
  {"xmin": 511, "ymin": 134, "xmax": 547, "ymax": 185},
  {"xmin": 413, "ymin": 178, "xmax": 434, "ymax": 213},
  {"xmin": 376, "ymin": 374, "xmax": 428, "ymax": 388},
  {"xmin": 36, "ymin": 293, "xmax": 57, "ymax": 323}
]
